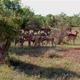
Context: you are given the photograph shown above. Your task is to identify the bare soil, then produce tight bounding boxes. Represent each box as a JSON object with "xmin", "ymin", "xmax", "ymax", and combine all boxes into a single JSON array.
[{"xmin": 63, "ymin": 48, "xmax": 80, "ymax": 63}]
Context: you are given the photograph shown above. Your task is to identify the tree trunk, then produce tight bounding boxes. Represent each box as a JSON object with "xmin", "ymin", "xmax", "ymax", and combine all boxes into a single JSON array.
[{"xmin": 0, "ymin": 39, "xmax": 11, "ymax": 64}]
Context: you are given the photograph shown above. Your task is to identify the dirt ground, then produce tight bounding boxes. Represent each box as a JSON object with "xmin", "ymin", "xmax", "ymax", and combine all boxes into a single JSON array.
[{"xmin": 63, "ymin": 48, "xmax": 80, "ymax": 63}]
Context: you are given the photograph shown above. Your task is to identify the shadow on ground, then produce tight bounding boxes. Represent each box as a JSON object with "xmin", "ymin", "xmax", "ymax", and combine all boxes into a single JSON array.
[
  {"xmin": 9, "ymin": 59, "xmax": 80, "ymax": 80},
  {"xmin": 9, "ymin": 46, "xmax": 58, "ymax": 57}
]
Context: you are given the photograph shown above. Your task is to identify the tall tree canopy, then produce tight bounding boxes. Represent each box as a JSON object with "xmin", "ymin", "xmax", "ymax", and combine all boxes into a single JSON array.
[{"xmin": 45, "ymin": 14, "xmax": 57, "ymax": 28}]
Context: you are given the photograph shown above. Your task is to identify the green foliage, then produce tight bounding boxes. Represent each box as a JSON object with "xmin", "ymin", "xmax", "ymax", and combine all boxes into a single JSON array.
[
  {"xmin": 0, "ymin": 0, "xmax": 22, "ymax": 63},
  {"xmin": 0, "ymin": 0, "xmax": 80, "ymax": 30},
  {"xmin": 0, "ymin": 12, "xmax": 22, "ymax": 43},
  {"xmin": 0, "ymin": 0, "xmax": 21, "ymax": 10},
  {"xmin": 26, "ymin": 15, "xmax": 45, "ymax": 29},
  {"xmin": 45, "ymin": 14, "xmax": 57, "ymax": 28},
  {"xmin": 0, "ymin": 0, "xmax": 22, "ymax": 41},
  {"xmin": 20, "ymin": 7, "xmax": 34, "ymax": 29}
]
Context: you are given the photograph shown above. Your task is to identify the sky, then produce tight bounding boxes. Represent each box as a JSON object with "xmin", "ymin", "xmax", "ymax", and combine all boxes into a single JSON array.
[{"xmin": 21, "ymin": 0, "xmax": 80, "ymax": 16}]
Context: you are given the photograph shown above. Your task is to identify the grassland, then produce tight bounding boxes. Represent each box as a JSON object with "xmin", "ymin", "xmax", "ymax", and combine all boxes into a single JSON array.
[
  {"xmin": 0, "ymin": 27, "xmax": 80, "ymax": 80},
  {"xmin": 0, "ymin": 43, "xmax": 80, "ymax": 80}
]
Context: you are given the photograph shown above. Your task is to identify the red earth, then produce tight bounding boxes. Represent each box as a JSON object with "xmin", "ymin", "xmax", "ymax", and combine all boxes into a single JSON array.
[{"xmin": 63, "ymin": 48, "xmax": 80, "ymax": 63}]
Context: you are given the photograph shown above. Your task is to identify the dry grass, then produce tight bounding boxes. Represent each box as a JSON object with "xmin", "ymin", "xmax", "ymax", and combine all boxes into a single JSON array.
[{"xmin": 0, "ymin": 45, "xmax": 80, "ymax": 80}]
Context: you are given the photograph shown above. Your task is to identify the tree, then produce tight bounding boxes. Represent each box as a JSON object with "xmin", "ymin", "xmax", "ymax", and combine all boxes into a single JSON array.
[
  {"xmin": 1, "ymin": 0, "xmax": 21, "ymax": 10},
  {"xmin": 26, "ymin": 15, "xmax": 45, "ymax": 29},
  {"xmin": 45, "ymin": 14, "xmax": 57, "ymax": 28},
  {"xmin": 55, "ymin": 12, "xmax": 67, "ymax": 28},
  {"xmin": 20, "ymin": 7, "xmax": 34, "ymax": 29},
  {"xmin": 0, "ymin": 0, "xmax": 22, "ymax": 63}
]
